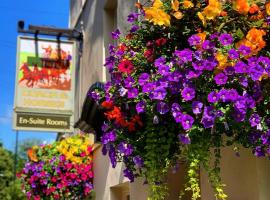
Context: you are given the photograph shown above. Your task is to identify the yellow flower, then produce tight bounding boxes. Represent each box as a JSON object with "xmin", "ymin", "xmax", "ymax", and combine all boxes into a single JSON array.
[
  {"xmin": 171, "ymin": 0, "xmax": 180, "ymax": 11},
  {"xmin": 153, "ymin": 0, "xmax": 163, "ymax": 8},
  {"xmin": 144, "ymin": 0, "xmax": 171, "ymax": 26},
  {"xmin": 215, "ymin": 52, "xmax": 228, "ymax": 70},
  {"xmin": 197, "ymin": 12, "xmax": 206, "ymax": 26},
  {"xmin": 203, "ymin": 0, "xmax": 222, "ymax": 20},
  {"xmin": 183, "ymin": 0, "xmax": 194, "ymax": 9}
]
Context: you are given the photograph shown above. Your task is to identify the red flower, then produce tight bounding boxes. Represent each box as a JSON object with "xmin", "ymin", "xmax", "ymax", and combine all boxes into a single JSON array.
[
  {"xmin": 118, "ymin": 59, "xmax": 134, "ymax": 74},
  {"xmin": 101, "ymin": 101, "xmax": 114, "ymax": 110},
  {"xmin": 118, "ymin": 43, "xmax": 127, "ymax": 51},
  {"xmin": 155, "ymin": 38, "xmax": 167, "ymax": 46}
]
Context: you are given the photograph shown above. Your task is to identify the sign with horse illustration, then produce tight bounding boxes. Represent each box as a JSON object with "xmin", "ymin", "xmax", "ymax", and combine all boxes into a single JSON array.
[{"xmin": 13, "ymin": 36, "xmax": 76, "ymax": 132}]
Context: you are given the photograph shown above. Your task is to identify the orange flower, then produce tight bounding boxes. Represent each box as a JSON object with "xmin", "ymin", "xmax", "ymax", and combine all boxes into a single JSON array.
[
  {"xmin": 234, "ymin": 0, "xmax": 250, "ymax": 15},
  {"xmin": 27, "ymin": 148, "xmax": 38, "ymax": 162},
  {"xmin": 173, "ymin": 11, "xmax": 184, "ymax": 19},
  {"xmin": 248, "ymin": 4, "xmax": 259, "ymax": 14},
  {"xmin": 197, "ymin": 32, "xmax": 207, "ymax": 43},
  {"xmin": 183, "ymin": 0, "xmax": 194, "ymax": 9},
  {"xmin": 246, "ymin": 28, "xmax": 266, "ymax": 52},
  {"xmin": 220, "ymin": 11, "xmax": 228, "ymax": 16},
  {"xmin": 237, "ymin": 28, "xmax": 266, "ymax": 54},
  {"xmin": 266, "ymin": 2, "xmax": 270, "ymax": 15}
]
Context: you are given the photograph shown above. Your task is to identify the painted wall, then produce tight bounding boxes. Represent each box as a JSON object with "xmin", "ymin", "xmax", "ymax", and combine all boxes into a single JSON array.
[{"xmin": 201, "ymin": 147, "xmax": 270, "ymax": 200}]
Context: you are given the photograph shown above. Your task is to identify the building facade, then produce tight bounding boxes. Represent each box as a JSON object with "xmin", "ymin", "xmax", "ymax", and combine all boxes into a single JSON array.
[{"xmin": 69, "ymin": 1, "xmax": 270, "ymax": 200}]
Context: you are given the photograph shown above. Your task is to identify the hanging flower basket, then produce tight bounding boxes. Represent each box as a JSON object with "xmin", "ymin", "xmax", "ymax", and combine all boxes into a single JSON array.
[
  {"xmin": 17, "ymin": 134, "xmax": 94, "ymax": 200},
  {"xmin": 90, "ymin": 0, "xmax": 270, "ymax": 199}
]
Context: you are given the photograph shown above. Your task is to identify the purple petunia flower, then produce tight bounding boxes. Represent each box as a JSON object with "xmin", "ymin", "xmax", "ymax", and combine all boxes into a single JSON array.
[
  {"xmin": 178, "ymin": 134, "xmax": 191, "ymax": 144},
  {"xmin": 181, "ymin": 114, "xmax": 194, "ymax": 130},
  {"xmin": 249, "ymin": 65, "xmax": 264, "ymax": 81},
  {"xmin": 124, "ymin": 76, "xmax": 135, "ymax": 88},
  {"xmin": 203, "ymin": 58, "xmax": 218, "ymax": 71},
  {"xmin": 104, "ymin": 56, "xmax": 115, "ymax": 71},
  {"xmin": 247, "ymin": 57, "xmax": 257, "ymax": 67},
  {"xmin": 249, "ymin": 113, "xmax": 261, "ymax": 127},
  {"xmin": 219, "ymin": 33, "xmax": 233, "ymax": 46},
  {"xmin": 101, "ymin": 130, "xmax": 117, "ymax": 145},
  {"xmin": 192, "ymin": 61, "xmax": 204, "ymax": 71},
  {"xmin": 111, "ymin": 29, "xmax": 121, "ymax": 39},
  {"xmin": 150, "ymin": 86, "xmax": 167, "ymax": 100},
  {"xmin": 158, "ymin": 65, "xmax": 170, "ymax": 75},
  {"xmin": 258, "ymin": 56, "xmax": 270, "ymax": 70},
  {"xmin": 127, "ymin": 12, "xmax": 140, "ymax": 23},
  {"xmin": 154, "ymin": 56, "xmax": 166, "ymax": 67},
  {"xmin": 156, "ymin": 101, "xmax": 169, "ymax": 114},
  {"xmin": 174, "ymin": 49, "xmax": 193, "ymax": 63},
  {"xmin": 201, "ymin": 117, "xmax": 215, "ymax": 128},
  {"xmin": 136, "ymin": 101, "xmax": 146, "ymax": 114},
  {"xmin": 207, "ymin": 91, "xmax": 220, "ymax": 103},
  {"xmin": 234, "ymin": 96, "xmax": 247, "ymax": 110},
  {"xmin": 261, "ymin": 131, "xmax": 270, "ymax": 145},
  {"xmin": 214, "ymin": 73, "xmax": 228, "ymax": 85},
  {"xmin": 233, "ymin": 108, "xmax": 246, "ymax": 122},
  {"xmin": 181, "ymin": 87, "xmax": 195, "ymax": 101},
  {"xmin": 224, "ymin": 66, "xmax": 235, "ymax": 76},
  {"xmin": 118, "ymin": 142, "xmax": 134, "ymax": 156},
  {"xmin": 138, "ymin": 73, "xmax": 150, "ymax": 86},
  {"xmin": 209, "ymin": 32, "xmax": 219, "ymax": 40},
  {"xmin": 239, "ymin": 76, "xmax": 248, "ymax": 87},
  {"xmin": 227, "ymin": 89, "xmax": 239, "ymax": 101},
  {"xmin": 130, "ymin": 25, "xmax": 139, "ymax": 33},
  {"xmin": 192, "ymin": 101, "xmax": 203, "ymax": 114},
  {"xmin": 203, "ymin": 106, "xmax": 216, "ymax": 118},
  {"xmin": 119, "ymin": 87, "xmax": 128, "ymax": 97},
  {"xmin": 171, "ymin": 103, "xmax": 182, "ymax": 122},
  {"xmin": 168, "ymin": 71, "xmax": 183, "ymax": 82},
  {"xmin": 142, "ymin": 82, "xmax": 155, "ymax": 93},
  {"xmin": 228, "ymin": 49, "xmax": 239, "ymax": 59},
  {"xmin": 127, "ymin": 88, "xmax": 139, "ymax": 99},
  {"xmin": 188, "ymin": 35, "xmax": 201, "ymax": 46},
  {"xmin": 254, "ymin": 146, "xmax": 265, "ymax": 157},
  {"xmin": 238, "ymin": 45, "xmax": 251, "ymax": 56},
  {"xmin": 123, "ymin": 168, "xmax": 134, "ymax": 182},
  {"xmin": 133, "ymin": 156, "xmax": 144, "ymax": 168},
  {"xmin": 202, "ymin": 40, "xmax": 215, "ymax": 50},
  {"xmin": 89, "ymin": 91, "xmax": 100, "ymax": 101}
]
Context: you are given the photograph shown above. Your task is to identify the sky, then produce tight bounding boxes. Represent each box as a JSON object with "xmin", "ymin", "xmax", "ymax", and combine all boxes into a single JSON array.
[{"xmin": 0, "ymin": 0, "xmax": 69, "ymax": 151}]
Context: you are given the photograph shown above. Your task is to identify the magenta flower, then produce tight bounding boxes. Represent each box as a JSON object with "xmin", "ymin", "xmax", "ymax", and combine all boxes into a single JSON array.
[
  {"xmin": 214, "ymin": 73, "xmax": 228, "ymax": 85},
  {"xmin": 249, "ymin": 113, "xmax": 260, "ymax": 127},
  {"xmin": 181, "ymin": 87, "xmax": 195, "ymax": 101},
  {"xmin": 192, "ymin": 101, "xmax": 203, "ymax": 114},
  {"xmin": 181, "ymin": 114, "xmax": 194, "ymax": 130},
  {"xmin": 178, "ymin": 134, "xmax": 191, "ymax": 144},
  {"xmin": 150, "ymin": 86, "xmax": 167, "ymax": 100},
  {"xmin": 207, "ymin": 91, "xmax": 220, "ymax": 103}
]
